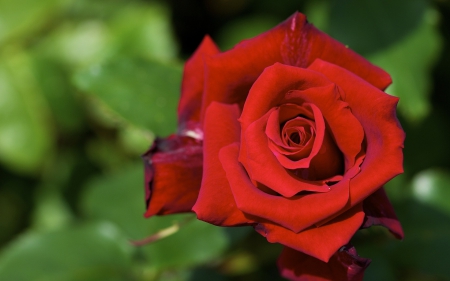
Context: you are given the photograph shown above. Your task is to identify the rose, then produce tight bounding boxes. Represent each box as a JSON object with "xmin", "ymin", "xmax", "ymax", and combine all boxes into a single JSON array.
[{"xmin": 142, "ymin": 12, "xmax": 404, "ymax": 281}]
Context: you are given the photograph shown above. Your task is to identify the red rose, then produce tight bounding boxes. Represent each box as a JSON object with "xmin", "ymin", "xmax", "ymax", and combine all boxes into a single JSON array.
[{"xmin": 143, "ymin": 12, "xmax": 404, "ymax": 281}]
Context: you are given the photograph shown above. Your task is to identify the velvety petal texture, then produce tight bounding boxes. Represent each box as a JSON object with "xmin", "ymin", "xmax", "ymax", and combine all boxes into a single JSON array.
[
  {"xmin": 178, "ymin": 35, "xmax": 220, "ymax": 128},
  {"xmin": 362, "ymin": 187, "xmax": 404, "ymax": 239},
  {"xmin": 200, "ymin": 12, "xmax": 391, "ymax": 122},
  {"xmin": 144, "ymin": 11, "xmax": 404, "ymax": 281},
  {"xmin": 192, "ymin": 102, "xmax": 253, "ymax": 226},
  {"xmin": 278, "ymin": 245, "xmax": 370, "ymax": 281},
  {"xmin": 308, "ymin": 59, "xmax": 405, "ymax": 207},
  {"xmin": 143, "ymin": 135, "xmax": 203, "ymax": 217}
]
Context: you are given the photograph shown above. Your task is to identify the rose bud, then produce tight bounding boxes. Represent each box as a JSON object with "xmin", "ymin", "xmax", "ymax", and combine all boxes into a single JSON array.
[{"xmin": 142, "ymin": 12, "xmax": 404, "ymax": 281}]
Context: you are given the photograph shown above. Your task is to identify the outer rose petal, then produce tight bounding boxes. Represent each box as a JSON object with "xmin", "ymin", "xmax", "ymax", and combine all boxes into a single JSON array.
[
  {"xmin": 362, "ymin": 187, "xmax": 404, "ymax": 239},
  {"xmin": 255, "ymin": 204, "xmax": 365, "ymax": 262},
  {"xmin": 240, "ymin": 63, "xmax": 331, "ymax": 132},
  {"xmin": 200, "ymin": 12, "xmax": 391, "ymax": 122},
  {"xmin": 244, "ymin": 107, "xmax": 338, "ymax": 194},
  {"xmin": 143, "ymin": 136, "xmax": 202, "ymax": 217},
  {"xmin": 192, "ymin": 102, "xmax": 253, "ymax": 226},
  {"xmin": 285, "ymin": 84, "xmax": 365, "ymax": 172},
  {"xmin": 278, "ymin": 245, "xmax": 370, "ymax": 281},
  {"xmin": 308, "ymin": 59, "xmax": 405, "ymax": 208},
  {"xmin": 219, "ymin": 143, "xmax": 355, "ymax": 234},
  {"xmin": 178, "ymin": 35, "xmax": 220, "ymax": 127}
]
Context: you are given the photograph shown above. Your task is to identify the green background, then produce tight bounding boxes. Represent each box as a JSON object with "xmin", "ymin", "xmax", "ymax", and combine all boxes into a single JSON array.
[{"xmin": 0, "ymin": 0, "xmax": 449, "ymax": 280}]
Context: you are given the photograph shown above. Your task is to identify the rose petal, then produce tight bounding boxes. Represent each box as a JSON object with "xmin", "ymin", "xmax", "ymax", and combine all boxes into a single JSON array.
[
  {"xmin": 278, "ymin": 245, "xmax": 370, "ymax": 281},
  {"xmin": 200, "ymin": 12, "xmax": 391, "ymax": 123},
  {"xmin": 240, "ymin": 63, "xmax": 332, "ymax": 132},
  {"xmin": 219, "ymin": 143, "xmax": 351, "ymax": 233},
  {"xmin": 255, "ymin": 204, "xmax": 365, "ymax": 262},
  {"xmin": 259, "ymin": 103, "xmax": 325, "ymax": 170},
  {"xmin": 178, "ymin": 35, "xmax": 220, "ymax": 128},
  {"xmin": 143, "ymin": 135, "xmax": 203, "ymax": 217},
  {"xmin": 285, "ymin": 83, "xmax": 365, "ymax": 172},
  {"xmin": 244, "ymin": 104, "xmax": 346, "ymax": 195},
  {"xmin": 362, "ymin": 187, "xmax": 404, "ymax": 239},
  {"xmin": 192, "ymin": 102, "xmax": 253, "ymax": 226},
  {"xmin": 308, "ymin": 59, "xmax": 405, "ymax": 208},
  {"xmin": 266, "ymin": 103, "xmax": 316, "ymax": 153}
]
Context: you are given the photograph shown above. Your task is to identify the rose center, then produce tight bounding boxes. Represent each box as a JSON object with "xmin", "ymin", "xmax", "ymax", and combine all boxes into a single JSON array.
[{"xmin": 289, "ymin": 132, "xmax": 301, "ymax": 144}]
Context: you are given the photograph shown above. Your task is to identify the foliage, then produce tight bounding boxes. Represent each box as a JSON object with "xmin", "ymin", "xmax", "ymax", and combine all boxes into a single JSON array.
[{"xmin": 0, "ymin": 0, "xmax": 449, "ymax": 280}]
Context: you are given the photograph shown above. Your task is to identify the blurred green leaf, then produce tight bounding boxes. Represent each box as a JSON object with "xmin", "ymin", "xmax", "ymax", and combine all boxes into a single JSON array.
[
  {"xmin": 81, "ymin": 164, "xmax": 229, "ymax": 269},
  {"xmin": 142, "ymin": 216, "xmax": 229, "ymax": 269},
  {"xmin": 32, "ymin": 191, "xmax": 73, "ymax": 231},
  {"xmin": 74, "ymin": 57, "xmax": 181, "ymax": 136},
  {"xmin": 217, "ymin": 15, "xmax": 279, "ymax": 50},
  {"xmin": 402, "ymin": 108, "xmax": 450, "ymax": 174},
  {"xmin": 0, "ymin": 0, "xmax": 66, "ymax": 44},
  {"xmin": 412, "ymin": 169, "xmax": 450, "ymax": 216},
  {"xmin": 31, "ymin": 55, "xmax": 84, "ymax": 133},
  {"xmin": 0, "ymin": 50, "xmax": 54, "ymax": 174},
  {"xmin": 327, "ymin": 0, "xmax": 427, "ymax": 54},
  {"xmin": 368, "ymin": 9, "xmax": 442, "ymax": 122},
  {"xmin": 393, "ymin": 200, "xmax": 450, "ymax": 279},
  {"xmin": 118, "ymin": 124, "xmax": 154, "ymax": 156},
  {"xmin": 303, "ymin": 0, "xmax": 330, "ymax": 31},
  {"xmin": 109, "ymin": 2, "xmax": 178, "ymax": 61},
  {"xmin": 0, "ymin": 222, "xmax": 133, "ymax": 281},
  {"xmin": 85, "ymin": 137, "xmax": 132, "ymax": 171},
  {"xmin": 39, "ymin": 20, "xmax": 112, "ymax": 68},
  {"xmin": 37, "ymin": 1, "xmax": 177, "ymax": 68},
  {"xmin": 354, "ymin": 199, "xmax": 450, "ymax": 280},
  {"xmin": 188, "ymin": 267, "xmax": 231, "ymax": 281},
  {"xmin": 81, "ymin": 163, "xmax": 148, "ymax": 239}
]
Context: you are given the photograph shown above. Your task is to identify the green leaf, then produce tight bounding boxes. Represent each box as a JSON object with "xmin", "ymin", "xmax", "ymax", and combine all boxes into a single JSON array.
[
  {"xmin": 303, "ymin": 0, "xmax": 330, "ymax": 32},
  {"xmin": 39, "ymin": 20, "xmax": 112, "ymax": 68},
  {"xmin": 0, "ymin": 0, "xmax": 66, "ymax": 44},
  {"xmin": 327, "ymin": 0, "xmax": 427, "ymax": 55},
  {"xmin": 142, "ymin": 216, "xmax": 229, "ymax": 269},
  {"xmin": 0, "ymin": 50, "xmax": 54, "ymax": 174},
  {"xmin": 354, "ymin": 199, "xmax": 450, "ymax": 279},
  {"xmin": 74, "ymin": 57, "xmax": 181, "ymax": 136},
  {"xmin": 0, "ymin": 222, "xmax": 133, "ymax": 281},
  {"xmin": 216, "ymin": 15, "xmax": 280, "ymax": 51},
  {"xmin": 109, "ymin": 2, "xmax": 178, "ymax": 61},
  {"xmin": 393, "ymin": 200, "xmax": 450, "ymax": 278},
  {"xmin": 31, "ymin": 55, "xmax": 84, "ymax": 133},
  {"xmin": 368, "ymin": 9, "xmax": 442, "ymax": 122},
  {"xmin": 81, "ymin": 164, "xmax": 229, "ymax": 269},
  {"xmin": 31, "ymin": 191, "xmax": 73, "ymax": 231},
  {"xmin": 411, "ymin": 169, "xmax": 450, "ymax": 216},
  {"xmin": 118, "ymin": 124, "xmax": 154, "ymax": 156}
]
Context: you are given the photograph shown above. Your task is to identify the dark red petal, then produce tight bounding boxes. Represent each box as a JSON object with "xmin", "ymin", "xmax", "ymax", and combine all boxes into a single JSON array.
[
  {"xmin": 308, "ymin": 59, "xmax": 405, "ymax": 208},
  {"xmin": 255, "ymin": 204, "xmax": 365, "ymax": 262},
  {"xmin": 200, "ymin": 12, "xmax": 390, "ymax": 122},
  {"xmin": 178, "ymin": 35, "xmax": 220, "ymax": 127},
  {"xmin": 192, "ymin": 102, "xmax": 253, "ymax": 226},
  {"xmin": 240, "ymin": 63, "xmax": 331, "ymax": 133},
  {"xmin": 219, "ymin": 143, "xmax": 351, "ymax": 233},
  {"xmin": 278, "ymin": 245, "xmax": 370, "ymax": 281},
  {"xmin": 285, "ymin": 84, "xmax": 364, "ymax": 173},
  {"xmin": 266, "ymin": 103, "xmax": 315, "ymax": 153},
  {"xmin": 238, "ymin": 63, "xmax": 332, "ymax": 180},
  {"xmin": 265, "ymin": 103, "xmax": 325, "ymax": 170},
  {"xmin": 244, "ymin": 110, "xmax": 330, "ymax": 195},
  {"xmin": 362, "ymin": 187, "xmax": 404, "ymax": 239},
  {"xmin": 297, "ymin": 14, "xmax": 391, "ymax": 90},
  {"xmin": 143, "ymin": 136, "xmax": 203, "ymax": 217}
]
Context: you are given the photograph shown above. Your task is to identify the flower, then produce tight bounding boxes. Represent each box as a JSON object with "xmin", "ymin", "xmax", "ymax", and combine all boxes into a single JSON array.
[{"xmin": 142, "ymin": 12, "xmax": 404, "ymax": 281}]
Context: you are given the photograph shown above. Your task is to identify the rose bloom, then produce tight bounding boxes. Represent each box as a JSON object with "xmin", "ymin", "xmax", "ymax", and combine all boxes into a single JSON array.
[{"xmin": 142, "ymin": 12, "xmax": 404, "ymax": 281}]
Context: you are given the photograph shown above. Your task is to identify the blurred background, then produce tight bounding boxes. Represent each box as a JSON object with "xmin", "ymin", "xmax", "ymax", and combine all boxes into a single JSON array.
[{"xmin": 0, "ymin": 0, "xmax": 449, "ymax": 280}]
